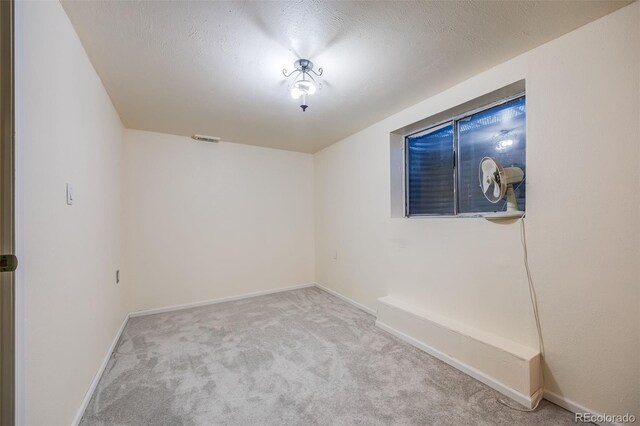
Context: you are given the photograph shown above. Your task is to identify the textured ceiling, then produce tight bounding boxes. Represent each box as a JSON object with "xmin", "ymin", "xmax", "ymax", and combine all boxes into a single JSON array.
[{"xmin": 62, "ymin": 1, "xmax": 628, "ymax": 153}]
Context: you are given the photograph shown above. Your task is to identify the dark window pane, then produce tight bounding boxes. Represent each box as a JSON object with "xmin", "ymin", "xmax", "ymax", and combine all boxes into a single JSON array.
[
  {"xmin": 457, "ymin": 97, "xmax": 526, "ymax": 213},
  {"xmin": 406, "ymin": 123, "xmax": 454, "ymax": 215}
]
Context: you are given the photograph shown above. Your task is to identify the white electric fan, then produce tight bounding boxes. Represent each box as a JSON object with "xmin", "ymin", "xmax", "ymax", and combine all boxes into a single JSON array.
[{"xmin": 479, "ymin": 157, "xmax": 524, "ymax": 218}]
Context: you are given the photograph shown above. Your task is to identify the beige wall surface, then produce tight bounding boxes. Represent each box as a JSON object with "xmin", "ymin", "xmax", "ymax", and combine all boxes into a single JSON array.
[
  {"xmin": 314, "ymin": 2, "xmax": 639, "ymax": 418},
  {"xmin": 21, "ymin": 1, "xmax": 129, "ymax": 425},
  {"xmin": 19, "ymin": 0, "xmax": 639, "ymax": 423},
  {"xmin": 123, "ymin": 130, "xmax": 315, "ymax": 311}
]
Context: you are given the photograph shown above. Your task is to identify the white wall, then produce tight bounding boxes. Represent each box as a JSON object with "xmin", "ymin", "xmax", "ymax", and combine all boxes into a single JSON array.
[
  {"xmin": 20, "ymin": 1, "xmax": 129, "ymax": 425},
  {"xmin": 315, "ymin": 2, "xmax": 639, "ymax": 419},
  {"xmin": 18, "ymin": 0, "xmax": 639, "ymax": 423},
  {"xmin": 123, "ymin": 130, "xmax": 315, "ymax": 311}
]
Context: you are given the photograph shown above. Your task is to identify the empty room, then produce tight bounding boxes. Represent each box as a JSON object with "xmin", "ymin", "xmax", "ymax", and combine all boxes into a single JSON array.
[{"xmin": 0, "ymin": 0, "xmax": 638, "ymax": 425}]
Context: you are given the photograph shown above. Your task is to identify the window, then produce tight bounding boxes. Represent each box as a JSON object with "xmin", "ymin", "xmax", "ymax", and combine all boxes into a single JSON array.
[
  {"xmin": 406, "ymin": 123, "xmax": 455, "ymax": 215},
  {"xmin": 405, "ymin": 95, "xmax": 526, "ymax": 216}
]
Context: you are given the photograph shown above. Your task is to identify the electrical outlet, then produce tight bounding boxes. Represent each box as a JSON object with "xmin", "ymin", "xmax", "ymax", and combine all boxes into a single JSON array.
[
  {"xmin": 332, "ymin": 250, "xmax": 338, "ymax": 260},
  {"xmin": 116, "ymin": 269, "xmax": 120, "ymax": 284}
]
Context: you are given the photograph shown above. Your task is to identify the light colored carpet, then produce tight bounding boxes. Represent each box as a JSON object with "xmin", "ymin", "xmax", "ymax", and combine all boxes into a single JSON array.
[{"xmin": 80, "ymin": 287, "xmax": 575, "ymax": 425}]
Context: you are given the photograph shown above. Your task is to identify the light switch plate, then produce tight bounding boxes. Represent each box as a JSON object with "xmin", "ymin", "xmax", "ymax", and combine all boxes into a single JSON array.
[{"xmin": 66, "ymin": 183, "xmax": 73, "ymax": 205}]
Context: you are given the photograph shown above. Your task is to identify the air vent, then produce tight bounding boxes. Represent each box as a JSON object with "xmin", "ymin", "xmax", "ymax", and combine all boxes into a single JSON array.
[{"xmin": 191, "ymin": 134, "xmax": 220, "ymax": 143}]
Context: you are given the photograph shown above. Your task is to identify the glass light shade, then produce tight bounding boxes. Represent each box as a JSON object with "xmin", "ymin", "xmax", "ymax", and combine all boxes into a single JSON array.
[
  {"xmin": 290, "ymin": 86, "xmax": 302, "ymax": 99},
  {"xmin": 290, "ymin": 79, "xmax": 316, "ymax": 99}
]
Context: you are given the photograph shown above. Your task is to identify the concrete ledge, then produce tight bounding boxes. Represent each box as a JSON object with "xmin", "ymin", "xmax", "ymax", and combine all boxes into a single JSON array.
[{"xmin": 376, "ymin": 296, "xmax": 542, "ymax": 408}]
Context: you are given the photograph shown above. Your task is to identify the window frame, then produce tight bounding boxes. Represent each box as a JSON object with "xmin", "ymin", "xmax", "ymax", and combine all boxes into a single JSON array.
[{"xmin": 404, "ymin": 92, "xmax": 526, "ymax": 218}]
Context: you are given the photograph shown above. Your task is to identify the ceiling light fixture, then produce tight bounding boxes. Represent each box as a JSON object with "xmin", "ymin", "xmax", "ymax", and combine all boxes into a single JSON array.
[{"xmin": 283, "ymin": 59, "xmax": 323, "ymax": 112}]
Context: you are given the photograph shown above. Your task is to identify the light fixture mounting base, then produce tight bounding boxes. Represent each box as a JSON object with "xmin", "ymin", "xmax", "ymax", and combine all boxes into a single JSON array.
[
  {"xmin": 294, "ymin": 59, "xmax": 313, "ymax": 71},
  {"xmin": 283, "ymin": 58, "xmax": 323, "ymax": 78}
]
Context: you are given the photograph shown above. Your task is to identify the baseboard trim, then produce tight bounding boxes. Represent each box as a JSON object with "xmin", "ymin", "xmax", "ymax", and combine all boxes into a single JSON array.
[
  {"xmin": 73, "ymin": 283, "xmax": 315, "ymax": 423},
  {"xmin": 73, "ymin": 284, "xmax": 616, "ymax": 426},
  {"xmin": 375, "ymin": 319, "xmax": 541, "ymax": 409},
  {"xmin": 544, "ymin": 390, "xmax": 620, "ymax": 426},
  {"xmin": 71, "ymin": 313, "xmax": 129, "ymax": 426},
  {"xmin": 314, "ymin": 283, "xmax": 377, "ymax": 316},
  {"xmin": 129, "ymin": 283, "xmax": 316, "ymax": 318}
]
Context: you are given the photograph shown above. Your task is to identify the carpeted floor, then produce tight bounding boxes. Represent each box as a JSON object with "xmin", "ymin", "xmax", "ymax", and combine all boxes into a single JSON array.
[{"xmin": 80, "ymin": 287, "xmax": 575, "ymax": 425}]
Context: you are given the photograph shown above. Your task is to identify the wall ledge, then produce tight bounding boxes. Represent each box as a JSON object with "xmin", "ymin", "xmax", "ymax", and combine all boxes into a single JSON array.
[{"xmin": 376, "ymin": 295, "xmax": 542, "ymax": 408}]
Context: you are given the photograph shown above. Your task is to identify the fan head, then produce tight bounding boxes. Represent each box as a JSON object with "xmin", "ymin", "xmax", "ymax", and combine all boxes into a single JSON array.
[{"xmin": 479, "ymin": 157, "xmax": 506, "ymax": 203}]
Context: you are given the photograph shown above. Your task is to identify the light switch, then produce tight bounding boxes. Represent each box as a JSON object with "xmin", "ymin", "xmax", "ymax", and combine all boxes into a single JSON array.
[{"xmin": 66, "ymin": 183, "xmax": 74, "ymax": 205}]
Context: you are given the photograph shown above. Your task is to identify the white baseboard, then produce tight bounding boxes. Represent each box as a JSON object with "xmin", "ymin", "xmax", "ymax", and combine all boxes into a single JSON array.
[
  {"xmin": 129, "ymin": 283, "xmax": 315, "ymax": 318},
  {"xmin": 375, "ymin": 319, "xmax": 540, "ymax": 409},
  {"xmin": 73, "ymin": 283, "xmax": 315, "ymax": 424},
  {"xmin": 314, "ymin": 283, "xmax": 377, "ymax": 316},
  {"xmin": 72, "ymin": 314, "xmax": 130, "ymax": 426},
  {"xmin": 544, "ymin": 390, "xmax": 620, "ymax": 426},
  {"xmin": 73, "ymin": 283, "xmax": 616, "ymax": 426}
]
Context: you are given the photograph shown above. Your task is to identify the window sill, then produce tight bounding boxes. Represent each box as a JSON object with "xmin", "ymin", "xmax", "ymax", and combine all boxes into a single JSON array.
[{"xmin": 402, "ymin": 211, "xmax": 524, "ymax": 220}]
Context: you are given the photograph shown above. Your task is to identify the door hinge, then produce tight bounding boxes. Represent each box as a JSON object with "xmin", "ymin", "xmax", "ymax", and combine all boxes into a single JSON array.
[{"xmin": 0, "ymin": 254, "xmax": 18, "ymax": 272}]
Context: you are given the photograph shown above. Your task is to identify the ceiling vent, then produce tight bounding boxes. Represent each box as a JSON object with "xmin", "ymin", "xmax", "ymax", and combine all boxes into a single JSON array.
[{"xmin": 191, "ymin": 134, "xmax": 220, "ymax": 143}]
